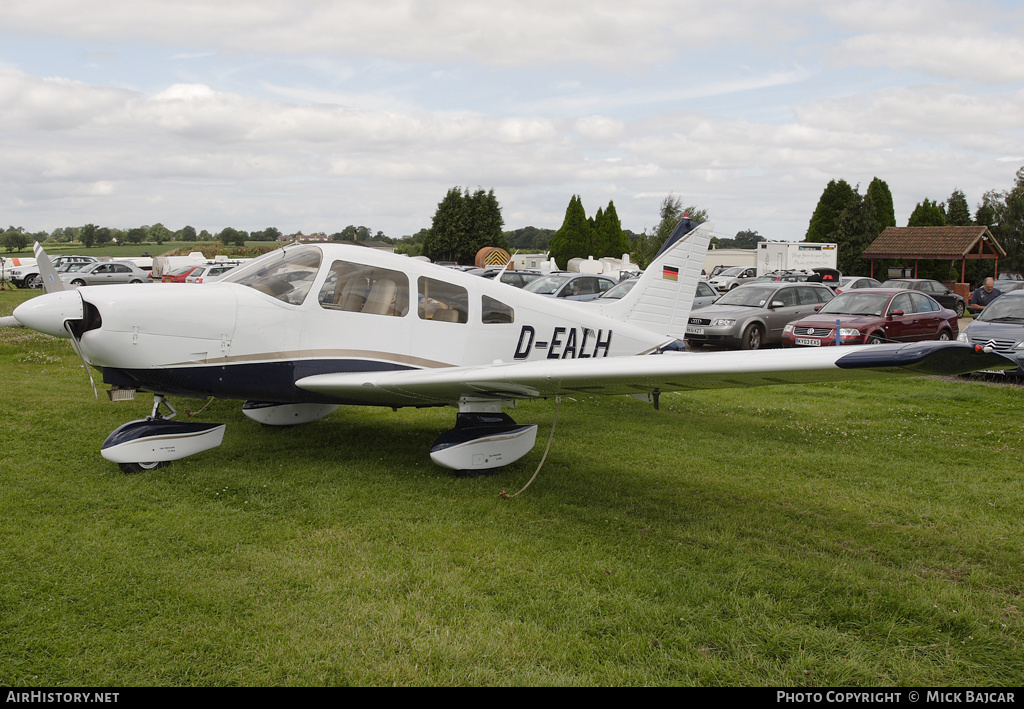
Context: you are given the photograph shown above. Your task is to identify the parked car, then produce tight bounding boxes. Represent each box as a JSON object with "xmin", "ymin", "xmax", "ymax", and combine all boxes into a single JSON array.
[
  {"xmin": 754, "ymin": 268, "xmax": 842, "ymax": 287},
  {"xmin": 595, "ymin": 278, "xmax": 719, "ymax": 310},
  {"xmin": 161, "ymin": 265, "xmax": 202, "ymax": 283},
  {"xmin": 707, "ymin": 265, "xmax": 757, "ymax": 293},
  {"xmin": 956, "ymin": 291, "xmax": 1024, "ymax": 376},
  {"xmin": 993, "ymin": 281, "xmax": 1024, "ymax": 295},
  {"xmin": 880, "ymin": 278, "xmax": 967, "ymax": 318},
  {"xmin": 782, "ymin": 288, "xmax": 958, "ymax": 347},
  {"xmin": 684, "ymin": 282, "xmax": 835, "ymax": 350},
  {"xmin": 61, "ymin": 261, "xmax": 149, "ymax": 286},
  {"xmin": 9, "ymin": 255, "xmax": 97, "ymax": 288},
  {"xmin": 185, "ymin": 263, "xmax": 241, "ymax": 284},
  {"xmin": 522, "ymin": 273, "xmax": 617, "ymax": 301},
  {"xmin": 473, "ymin": 269, "xmax": 546, "ymax": 289},
  {"xmin": 834, "ymin": 276, "xmax": 882, "ymax": 293}
]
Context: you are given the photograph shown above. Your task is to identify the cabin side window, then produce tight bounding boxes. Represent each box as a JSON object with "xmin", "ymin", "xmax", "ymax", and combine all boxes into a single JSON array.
[
  {"xmin": 482, "ymin": 295, "xmax": 514, "ymax": 324},
  {"xmin": 318, "ymin": 260, "xmax": 410, "ymax": 317},
  {"xmin": 417, "ymin": 277, "xmax": 468, "ymax": 323}
]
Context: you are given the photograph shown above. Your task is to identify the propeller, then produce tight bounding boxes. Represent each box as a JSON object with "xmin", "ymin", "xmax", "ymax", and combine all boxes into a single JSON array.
[
  {"xmin": 34, "ymin": 241, "xmax": 67, "ymax": 294},
  {"xmin": 16, "ymin": 243, "xmax": 97, "ymax": 397}
]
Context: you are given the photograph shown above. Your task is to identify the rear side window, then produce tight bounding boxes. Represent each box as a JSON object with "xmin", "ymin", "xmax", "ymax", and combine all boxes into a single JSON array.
[
  {"xmin": 418, "ymin": 277, "xmax": 468, "ymax": 323},
  {"xmin": 482, "ymin": 295, "xmax": 514, "ymax": 324}
]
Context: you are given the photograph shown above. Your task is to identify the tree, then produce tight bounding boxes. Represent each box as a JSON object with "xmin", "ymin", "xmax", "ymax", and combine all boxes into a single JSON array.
[
  {"xmin": 466, "ymin": 188, "xmax": 506, "ymax": 257},
  {"xmin": 81, "ymin": 223, "xmax": 97, "ymax": 248},
  {"xmin": 806, "ymin": 180, "xmax": 885, "ymax": 275},
  {"xmin": 945, "ymin": 189, "xmax": 973, "ymax": 226},
  {"xmin": 424, "ymin": 187, "xmax": 471, "ymax": 263},
  {"xmin": 423, "ymin": 187, "xmax": 505, "ymax": 264},
  {"xmin": 631, "ymin": 195, "xmax": 707, "ymax": 269},
  {"xmin": 548, "ymin": 195, "xmax": 591, "ymax": 269},
  {"xmin": 866, "ymin": 177, "xmax": 896, "ymax": 229},
  {"xmin": 592, "ymin": 201, "xmax": 629, "ymax": 258},
  {"xmin": 149, "ymin": 223, "xmax": 171, "ymax": 245},
  {"xmin": 832, "ymin": 190, "xmax": 880, "ymax": 276},
  {"xmin": 990, "ymin": 166, "xmax": 1024, "ymax": 274},
  {"xmin": 807, "ymin": 179, "xmax": 858, "ymax": 243},
  {"xmin": 907, "ymin": 198, "xmax": 946, "ymax": 227},
  {"xmin": 177, "ymin": 225, "xmax": 197, "ymax": 242},
  {"xmin": 217, "ymin": 227, "xmax": 248, "ymax": 247},
  {"xmin": 126, "ymin": 227, "xmax": 146, "ymax": 244},
  {"xmin": 1, "ymin": 228, "xmax": 27, "ymax": 253}
]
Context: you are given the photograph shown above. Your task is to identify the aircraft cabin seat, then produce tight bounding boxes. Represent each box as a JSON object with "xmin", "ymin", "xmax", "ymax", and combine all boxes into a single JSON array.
[{"xmin": 362, "ymin": 279, "xmax": 397, "ymax": 315}]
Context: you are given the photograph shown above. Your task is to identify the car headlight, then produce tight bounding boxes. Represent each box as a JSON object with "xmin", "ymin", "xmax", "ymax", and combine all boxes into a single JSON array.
[
  {"xmin": 783, "ymin": 323, "xmax": 794, "ymax": 333},
  {"xmin": 839, "ymin": 328, "xmax": 861, "ymax": 337},
  {"xmin": 957, "ymin": 330, "xmax": 968, "ymax": 343},
  {"xmin": 1015, "ymin": 341, "xmax": 1024, "ymax": 351},
  {"xmin": 712, "ymin": 318, "xmax": 735, "ymax": 327}
]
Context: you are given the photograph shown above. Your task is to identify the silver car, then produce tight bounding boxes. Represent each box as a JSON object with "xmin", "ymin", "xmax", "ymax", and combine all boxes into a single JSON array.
[
  {"xmin": 707, "ymin": 266, "xmax": 757, "ymax": 293},
  {"xmin": 61, "ymin": 261, "xmax": 149, "ymax": 287},
  {"xmin": 596, "ymin": 278, "xmax": 719, "ymax": 310},
  {"xmin": 522, "ymin": 273, "xmax": 617, "ymax": 301},
  {"xmin": 684, "ymin": 282, "xmax": 835, "ymax": 350},
  {"xmin": 9, "ymin": 255, "xmax": 97, "ymax": 288}
]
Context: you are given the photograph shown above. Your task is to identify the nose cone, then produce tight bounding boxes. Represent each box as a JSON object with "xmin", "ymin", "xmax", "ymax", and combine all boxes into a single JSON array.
[{"xmin": 13, "ymin": 291, "xmax": 84, "ymax": 338}]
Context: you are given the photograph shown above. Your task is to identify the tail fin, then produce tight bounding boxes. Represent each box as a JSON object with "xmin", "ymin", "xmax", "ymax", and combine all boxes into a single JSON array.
[
  {"xmin": 33, "ymin": 242, "xmax": 66, "ymax": 294},
  {"xmin": 597, "ymin": 220, "xmax": 711, "ymax": 339}
]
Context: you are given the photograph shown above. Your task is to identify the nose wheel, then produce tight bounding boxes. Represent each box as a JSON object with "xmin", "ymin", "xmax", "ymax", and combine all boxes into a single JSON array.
[{"xmin": 101, "ymin": 395, "xmax": 226, "ymax": 473}]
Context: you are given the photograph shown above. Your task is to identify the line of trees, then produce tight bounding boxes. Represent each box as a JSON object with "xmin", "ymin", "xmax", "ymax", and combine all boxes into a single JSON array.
[{"xmin": 805, "ymin": 166, "xmax": 1024, "ymax": 281}]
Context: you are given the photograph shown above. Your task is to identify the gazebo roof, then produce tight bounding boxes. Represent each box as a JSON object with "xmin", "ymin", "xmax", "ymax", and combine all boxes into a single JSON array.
[{"xmin": 863, "ymin": 226, "xmax": 1005, "ymax": 260}]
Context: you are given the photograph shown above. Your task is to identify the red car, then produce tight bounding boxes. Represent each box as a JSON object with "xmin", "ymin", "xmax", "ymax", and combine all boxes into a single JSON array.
[
  {"xmin": 161, "ymin": 265, "xmax": 201, "ymax": 283},
  {"xmin": 782, "ymin": 288, "xmax": 958, "ymax": 347}
]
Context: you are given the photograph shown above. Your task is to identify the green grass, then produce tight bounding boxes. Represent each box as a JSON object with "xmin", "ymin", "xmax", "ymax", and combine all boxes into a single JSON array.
[{"xmin": 1, "ymin": 289, "xmax": 1023, "ymax": 686}]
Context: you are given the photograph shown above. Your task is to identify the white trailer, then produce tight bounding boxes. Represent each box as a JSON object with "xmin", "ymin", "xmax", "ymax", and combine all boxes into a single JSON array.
[{"xmin": 757, "ymin": 242, "xmax": 837, "ymax": 275}]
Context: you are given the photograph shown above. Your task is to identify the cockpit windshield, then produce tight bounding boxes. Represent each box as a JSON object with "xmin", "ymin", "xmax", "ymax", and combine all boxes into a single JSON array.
[{"xmin": 220, "ymin": 246, "xmax": 322, "ymax": 305}]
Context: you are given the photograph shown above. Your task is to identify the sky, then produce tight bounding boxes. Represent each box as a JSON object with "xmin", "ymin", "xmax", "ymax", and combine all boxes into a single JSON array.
[{"xmin": 1, "ymin": 0, "xmax": 1023, "ymax": 244}]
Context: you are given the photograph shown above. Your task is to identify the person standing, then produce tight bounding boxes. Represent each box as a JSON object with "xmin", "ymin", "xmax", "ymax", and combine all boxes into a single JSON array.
[{"xmin": 969, "ymin": 277, "xmax": 1002, "ymax": 317}]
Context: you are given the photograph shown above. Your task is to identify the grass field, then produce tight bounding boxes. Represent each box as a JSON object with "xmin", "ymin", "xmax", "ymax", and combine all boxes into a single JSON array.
[{"xmin": 1, "ymin": 288, "xmax": 1023, "ymax": 686}]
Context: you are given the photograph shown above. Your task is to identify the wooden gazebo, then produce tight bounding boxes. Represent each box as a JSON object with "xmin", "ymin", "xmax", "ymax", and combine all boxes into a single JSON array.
[{"xmin": 862, "ymin": 226, "xmax": 1005, "ymax": 283}]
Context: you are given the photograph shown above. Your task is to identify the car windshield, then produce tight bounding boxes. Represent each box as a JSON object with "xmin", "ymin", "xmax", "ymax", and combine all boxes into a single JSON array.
[
  {"xmin": 977, "ymin": 296, "xmax": 1024, "ymax": 322},
  {"xmin": 717, "ymin": 267, "xmax": 744, "ymax": 277},
  {"xmin": 598, "ymin": 279, "xmax": 637, "ymax": 300},
  {"xmin": 714, "ymin": 284, "xmax": 779, "ymax": 307},
  {"xmin": 523, "ymin": 274, "xmax": 570, "ymax": 295},
  {"xmin": 818, "ymin": 293, "xmax": 890, "ymax": 316},
  {"xmin": 881, "ymin": 280, "xmax": 911, "ymax": 288}
]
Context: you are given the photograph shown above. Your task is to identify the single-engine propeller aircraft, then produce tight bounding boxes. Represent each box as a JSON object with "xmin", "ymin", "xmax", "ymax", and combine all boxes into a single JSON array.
[{"xmin": 12, "ymin": 223, "xmax": 1015, "ymax": 474}]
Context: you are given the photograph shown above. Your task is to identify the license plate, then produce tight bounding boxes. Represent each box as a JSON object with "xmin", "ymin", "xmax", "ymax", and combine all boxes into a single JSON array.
[
  {"xmin": 795, "ymin": 338, "xmax": 822, "ymax": 346},
  {"xmin": 688, "ymin": 327, "xmax": 704, "ymax": 335}
]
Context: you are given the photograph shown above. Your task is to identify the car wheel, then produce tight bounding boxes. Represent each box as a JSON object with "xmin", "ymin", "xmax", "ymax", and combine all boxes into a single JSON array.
[
  {"xmin": 740, "ymin": 323, "xmax": 763, "ymax": 350},
  {"xmin": 867, "ymin": 334, "xmax": 884, "ymax": 345},
  {"xmin": 130, "ymin": 279, "xmax": 142, "ymax": 284},
  {"xmin": 71, "ymin": 279, "xmax": 86, "ymax": 286},
  {"xmin": 955, "ymin": 301, "xmax": 965, "ymax": 318},
  {"xmin": 118, "ymin": 461, "xmax": 163, "ymax": 474},
  {"xmin": 24, "ymin": 274, "xmax": 41, "ymax": 289},
  {"xmin": 938, "ymin": 329, "xmax": 952, "ymax": 341}
]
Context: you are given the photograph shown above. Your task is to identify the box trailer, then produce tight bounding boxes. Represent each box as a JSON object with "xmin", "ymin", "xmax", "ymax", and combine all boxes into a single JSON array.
[{"xmin": 757, "ymin": 242, "xmax": 837, "ymax": 275}]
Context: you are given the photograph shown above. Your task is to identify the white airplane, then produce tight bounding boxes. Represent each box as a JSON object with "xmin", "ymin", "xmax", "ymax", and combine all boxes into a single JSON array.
[{"xmin": 11, "ymin": 223, "xmax": 1014, "ymax": 474}]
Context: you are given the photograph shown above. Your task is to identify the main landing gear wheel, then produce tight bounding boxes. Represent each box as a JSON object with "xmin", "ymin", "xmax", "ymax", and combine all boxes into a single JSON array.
[{"xmin": 118, "ymin": 461, "xmax": 164, "ymax": 474}]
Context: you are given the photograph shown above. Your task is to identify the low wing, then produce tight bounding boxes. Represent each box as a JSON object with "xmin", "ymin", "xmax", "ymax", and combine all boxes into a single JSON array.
[{"xmin": 295, "ymin": 341, "xmax": 1014, "ymax": 407}]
